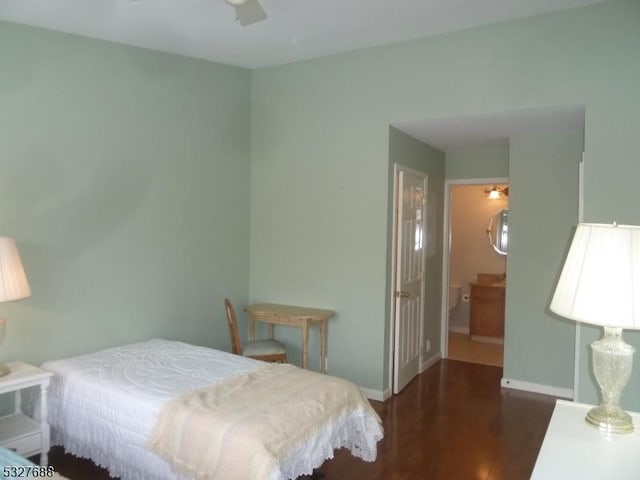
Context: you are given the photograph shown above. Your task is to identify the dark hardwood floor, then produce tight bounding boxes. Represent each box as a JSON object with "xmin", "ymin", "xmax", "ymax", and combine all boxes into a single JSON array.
[{"xmin": 47, "ymin": 359, "xmax": 556, "ymax": 480}]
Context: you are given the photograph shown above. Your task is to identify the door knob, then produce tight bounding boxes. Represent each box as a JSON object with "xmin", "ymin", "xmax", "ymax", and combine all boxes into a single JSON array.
[{"xmin": 396, "ymin": 291, "xmax": 410, "ymax": 298}]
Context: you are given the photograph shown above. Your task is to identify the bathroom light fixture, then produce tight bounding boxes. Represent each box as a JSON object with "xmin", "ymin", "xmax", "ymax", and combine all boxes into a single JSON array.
[
  {"xmin": 550, "ymin": 222, "xmax": 640, "ymax": 434},
  {"xmin": 485, "ymin": 185, "xmax": 509, "ymax": 199},
  {"xmin": 0, "ymin": 237, "xmax": 31, "ymax": 377}
]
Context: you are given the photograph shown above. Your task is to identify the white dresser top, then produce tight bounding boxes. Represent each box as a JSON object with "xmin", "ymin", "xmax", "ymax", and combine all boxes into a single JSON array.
[{"xmin": 531, "ymin": 399, "xmax": 640, "ymax": 480}]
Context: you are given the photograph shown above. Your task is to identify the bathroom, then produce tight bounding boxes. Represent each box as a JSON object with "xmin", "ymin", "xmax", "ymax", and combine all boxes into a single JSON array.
[{"xmin": 447, "ymin": 182, "xmax": 508, "ymax": 366}]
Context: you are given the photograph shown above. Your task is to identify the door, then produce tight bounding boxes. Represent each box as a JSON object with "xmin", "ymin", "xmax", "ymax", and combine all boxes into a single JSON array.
[{"xmin": 393, "ymin": 166, "xmax": 427, "ymax": 394}]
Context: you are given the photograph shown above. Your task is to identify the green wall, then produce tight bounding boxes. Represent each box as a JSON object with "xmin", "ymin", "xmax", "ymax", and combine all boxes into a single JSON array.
[
  {"xmin": 248, "ymin": 68, "xmax": 390, "ymax": 385},
  {"xmin": 505, "ymin": 129, "xmax": 582, "ymax": 389},
  {"xmin": 0, "ymin": 22, "xmax": 252, "ymax": 364},
  {"xmin": 387, "ymin": 127, "xmax": 445, "ymax": 388},
  {"xmin": 251, "ymin": 0, "xmax": 640, "ymax": 399},
  {"xmin": 445, "ymin": 145, "xmax": 509, "ymax": 179}
]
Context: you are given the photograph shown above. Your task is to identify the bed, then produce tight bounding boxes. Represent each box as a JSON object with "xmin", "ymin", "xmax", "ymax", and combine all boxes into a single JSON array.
[{"xmin": 41, "ymin": 338, "xmax": 383, "ymax": 480}]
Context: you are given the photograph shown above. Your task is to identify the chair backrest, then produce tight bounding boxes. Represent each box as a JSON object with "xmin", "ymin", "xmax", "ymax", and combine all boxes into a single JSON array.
[{"xmin": 224, "ymin": 298, "xmax": 243, "ymax": 355}]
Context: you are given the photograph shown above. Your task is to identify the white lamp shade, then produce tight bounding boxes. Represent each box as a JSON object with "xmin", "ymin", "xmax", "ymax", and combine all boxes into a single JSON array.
[
  {"xmin": 550, "ymin": 223, "xmax": 640, "ymax": 329},
  {"xmin": 0, "ymin": 237, "xmax": 31, "ymax": 302}
]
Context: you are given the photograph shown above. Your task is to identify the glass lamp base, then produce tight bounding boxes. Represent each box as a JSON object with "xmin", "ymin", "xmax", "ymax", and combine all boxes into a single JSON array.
[
  {"xmin": 0, "ymin": 362, "xmax": 10, "ymax": 377},
  {"xmin": 586, "ymin": 404, "xmax": 633, "ymax": 434},
  {"xmin": 588, "ymin": 326, "xmax": 635, "ymax": 434}
]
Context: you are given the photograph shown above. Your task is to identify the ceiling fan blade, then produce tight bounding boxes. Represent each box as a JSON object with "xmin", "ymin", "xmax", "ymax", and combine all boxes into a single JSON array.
[{"xmin": 235, "ymin": 0, "xmax": 267, "ymax": 26}]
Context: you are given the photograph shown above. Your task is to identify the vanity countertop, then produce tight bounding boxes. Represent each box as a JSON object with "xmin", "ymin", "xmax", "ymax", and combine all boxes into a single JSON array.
[{"xmin": 470, "ymin": 282, "xmax": 505, "ymax": 288}]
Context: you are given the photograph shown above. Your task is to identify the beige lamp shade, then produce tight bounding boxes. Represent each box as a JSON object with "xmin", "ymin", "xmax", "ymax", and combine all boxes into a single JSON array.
[
  {"xmin": 0, "ymin": 237, "xmax": 31, "ymax": 302},
  {"xmin": 550, "ymin": 223, "xmax": 640, "ymax": 330}
]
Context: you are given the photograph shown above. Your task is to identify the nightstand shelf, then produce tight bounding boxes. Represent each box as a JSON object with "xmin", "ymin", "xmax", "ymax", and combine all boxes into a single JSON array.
[
  {"xmin": 0, "ymin": 362, "xmax": 53, "ymax": 466},
  {"xmin": 0, "ymin": 414, "xmax": 42, "ymax": 456}
]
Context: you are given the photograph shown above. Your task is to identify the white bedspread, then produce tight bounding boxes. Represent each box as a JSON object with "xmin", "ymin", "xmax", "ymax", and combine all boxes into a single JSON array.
[
  {"xmin": 148, "ymin": 363, "xmax": 382, "ymax": 480},
  {"xmin": 42, "ymin": 339, "xmax": 383, "ymax": 480}
]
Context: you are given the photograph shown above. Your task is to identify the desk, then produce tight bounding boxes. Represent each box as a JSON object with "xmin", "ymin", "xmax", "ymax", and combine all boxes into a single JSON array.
[
  {"xmin": 531, "ymin": 399, "xmax": 640, "ymax": 479},
  {"xmin": 244, "ymin": 303, "xmax": 334, "ymax": 373}
]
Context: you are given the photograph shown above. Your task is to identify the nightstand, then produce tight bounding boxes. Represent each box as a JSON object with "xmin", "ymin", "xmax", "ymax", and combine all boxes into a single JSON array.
[
  {"xmin": 531, "ymin": 399, "xmax": 640, "ymax": 479},
  {"xmin": 0, "ymin": 362, "xmax": 54, "ymax": 466}
]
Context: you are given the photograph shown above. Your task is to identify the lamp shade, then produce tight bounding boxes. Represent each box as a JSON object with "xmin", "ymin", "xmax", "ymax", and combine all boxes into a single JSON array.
[
  {"xmin": 550, "ymin": 223, "xmax": 640, "ymax": 329},
  {"xmin": 0, "ymin": 237, "xmax": 31, "ymax": 302}
]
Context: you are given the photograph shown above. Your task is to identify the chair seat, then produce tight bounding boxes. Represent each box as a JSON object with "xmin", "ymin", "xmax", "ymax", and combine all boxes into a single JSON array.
[
  {"xmin": 225, "ymin": 298, "xmax": 287, "ymax": 363},
  {"xmin": 242, "ymin": 339, "xmax": 287, "ymax": 357}
]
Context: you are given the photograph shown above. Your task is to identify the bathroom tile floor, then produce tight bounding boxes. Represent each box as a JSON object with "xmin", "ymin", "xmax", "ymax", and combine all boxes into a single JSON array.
[{"xmin": 448, "ymin": 332, "xmax": 503, "ymax": 367}]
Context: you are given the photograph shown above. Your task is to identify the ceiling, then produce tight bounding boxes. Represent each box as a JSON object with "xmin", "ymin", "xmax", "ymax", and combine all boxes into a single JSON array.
[
  {"xmin": 393, "ymin": 105, "xmax": 586, "ymax": 151},
  {"xmin": 0, "ymin": 0, "xmax": 609, "ymax": 69}
]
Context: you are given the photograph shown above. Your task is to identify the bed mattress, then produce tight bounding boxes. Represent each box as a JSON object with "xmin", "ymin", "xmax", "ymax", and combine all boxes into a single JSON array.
[{"xmin": 42, "ymin": 339, "xmax": 263, "ymax": 480}]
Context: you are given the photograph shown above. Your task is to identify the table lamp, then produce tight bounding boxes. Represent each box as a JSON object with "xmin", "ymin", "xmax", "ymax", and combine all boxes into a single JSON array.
[
  {"xmin": 0, "ymin": 237, "xmax": 31, "ymax": 377},
  {"xmin": 550, "ymin": 222, "xmax": 640, "ymax": 433}
]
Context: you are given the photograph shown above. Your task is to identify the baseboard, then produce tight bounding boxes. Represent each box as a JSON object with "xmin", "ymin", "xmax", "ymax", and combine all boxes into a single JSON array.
[
  {"xmin": 420, "ymin": 352, "xmax": 442, "ymax": 373},
  {"xmin": 360, "ymin": 386, "xmax": 392, "ymax": 402},
  {"xmin": 363, "ymin": 353, "xmax": 441, "ymax": 402},
  {"xmin": 501, "ymin": 377, "xmax": 574, "ymax": 399},
  {"xmin": 470, "ymin": 335, "xmax": 503, "ymax": 345},
  {"xmin": 449, "ymin": 326, "xmax": 469, "ymax": 335}
]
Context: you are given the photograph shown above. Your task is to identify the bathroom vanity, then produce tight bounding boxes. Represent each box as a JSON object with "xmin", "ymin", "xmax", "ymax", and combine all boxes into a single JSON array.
[{"xmin": 469, "ymin": 275, "xmax": 505, "ymax": 343}]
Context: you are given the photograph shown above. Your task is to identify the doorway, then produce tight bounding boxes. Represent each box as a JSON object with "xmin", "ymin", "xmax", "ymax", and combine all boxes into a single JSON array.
[
  {"xmin": 442, "ymin": 179, "xmax": 508, "ymax": 367},
  {"xmin": 392, "ymin": 105, "xmax": 584, "ymax": 392}
]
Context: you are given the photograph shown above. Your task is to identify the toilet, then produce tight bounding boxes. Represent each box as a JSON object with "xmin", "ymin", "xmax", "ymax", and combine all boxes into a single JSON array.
[{"xmin": 448, "ymin": 284, "xmax": 462, "ymax": 319}]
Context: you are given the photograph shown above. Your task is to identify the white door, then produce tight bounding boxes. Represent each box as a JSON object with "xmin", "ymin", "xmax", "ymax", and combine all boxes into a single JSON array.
[{"xmin": 393, "ymin": 167, "xmax": 427, "ymax": 394}]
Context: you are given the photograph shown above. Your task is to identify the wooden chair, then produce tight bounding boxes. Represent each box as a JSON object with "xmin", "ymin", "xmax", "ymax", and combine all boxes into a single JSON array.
[{"xmin": 224, "ymin": 298, "xmax": 287, "ymax": 363}]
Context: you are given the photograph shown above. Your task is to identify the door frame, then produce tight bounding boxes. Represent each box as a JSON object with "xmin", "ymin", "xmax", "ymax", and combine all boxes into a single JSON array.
[
  {"xmin": 440, "ymin": 177, "xmax": 509, "ymax": 359},
  {"xmin": 389, "ymin": 164, "xmax": 428, "ymax": 394}
]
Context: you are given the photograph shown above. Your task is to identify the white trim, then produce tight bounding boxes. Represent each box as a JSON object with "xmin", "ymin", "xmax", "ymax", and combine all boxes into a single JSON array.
[
  {"xmin": 573, "ymin": 156, "xmax": 585, "ymax": 400},
  {"xmin": 388, "ymin": 165, "xmax": 400, "ymax": 397},
  {"xmin": 448, "ymin": 325, "xmax": 470, "ymax": 335},
  {"xmin": 574, "ymin": 324, "xmax": 581, "ymax": 400},
  {"xmin": 420, "ymin": 352, "xmax": 441, "ymax": 373},
  {"xmin": 440, "ymin": 176, "xmax": 509, "ymax": 360},
  {"xmin": 360, "ymin": 386, "xmax": 392, "ymax": 402},
  {"xmin": 470, "ymin": 335, "xmax": 504, "ymax": 345},
  {"xmin": 364, "ymin": 353, "xmax": 440, "ymax": 402},
  {"xmin": 501, "ymin": 377, "xmax": 574, "ymax": 399},
  {"xmin": 578, "ymin": 154, "xmax": 584, "ymax": 223}
]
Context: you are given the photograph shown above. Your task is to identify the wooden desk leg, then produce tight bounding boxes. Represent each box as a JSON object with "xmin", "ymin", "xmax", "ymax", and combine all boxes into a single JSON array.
[
  {"xmin": 320, "ymin": 320, "xmax": 327, "ymax": 374},
  {"xmin": 302, "ymin": 321, "xmax": 309, "ymax": 370},
  {"xmin": 249, "ymin": 316, "xmax": 256, "ymax": 341}
]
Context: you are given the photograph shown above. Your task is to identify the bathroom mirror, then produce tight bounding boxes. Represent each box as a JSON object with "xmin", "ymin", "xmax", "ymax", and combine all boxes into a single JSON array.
[{"xmin": 488, "ymin": 208, "xmax": 509, "ymax": 255}]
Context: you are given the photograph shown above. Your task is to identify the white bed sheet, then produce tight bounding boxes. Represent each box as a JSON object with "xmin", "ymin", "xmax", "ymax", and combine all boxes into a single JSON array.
[{"xmin": 42, "ymin": 339, "xmax": 263, "ymax": 480}]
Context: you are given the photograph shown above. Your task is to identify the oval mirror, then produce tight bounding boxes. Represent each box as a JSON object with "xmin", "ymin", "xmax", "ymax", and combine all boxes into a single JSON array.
[{"xmin": 488, "ymin": 208, "xmax": 509, "ymax": 255}]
